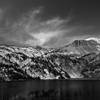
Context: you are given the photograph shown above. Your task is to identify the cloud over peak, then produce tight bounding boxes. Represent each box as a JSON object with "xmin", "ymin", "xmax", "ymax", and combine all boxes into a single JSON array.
[
  {"xmin": 0, "ymin": 6, "xmax": 96, "ymax": 48},
  {"xmin": 0, "ymin": 7, "xmax": 80, "ymax": 47},
  {"xmin": 13, "ymin": 8, "xmax": 71, "ymax": 47}
]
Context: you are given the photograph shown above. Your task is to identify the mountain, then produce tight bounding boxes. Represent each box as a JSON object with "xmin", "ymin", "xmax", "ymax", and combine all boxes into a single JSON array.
[
  {"xmin": 86, "ymin": 37, "xmax": 100, "ymax": 44},
  {"xmin": 0, "ymin": 38, "xmax": 100, "ymax": 81},
  {"xmin": 57, "ymin": 39, "xmax": 100, "ymax": 56}
]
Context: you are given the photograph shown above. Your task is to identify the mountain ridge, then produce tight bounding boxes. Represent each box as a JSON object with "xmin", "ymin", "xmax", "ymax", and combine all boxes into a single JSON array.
[
  {"xmin": 85, "ymin": 37, "xmax": 100, "ymax": 44},
  {"xmin": 0, "ymin": 38, "xmax": 100, "ymax": 81}
]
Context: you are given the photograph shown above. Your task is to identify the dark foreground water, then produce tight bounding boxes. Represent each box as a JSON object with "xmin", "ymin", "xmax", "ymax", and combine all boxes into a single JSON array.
[{"xmin": 0, "ymin": 80, "xmax": 100, "ymax": 100}]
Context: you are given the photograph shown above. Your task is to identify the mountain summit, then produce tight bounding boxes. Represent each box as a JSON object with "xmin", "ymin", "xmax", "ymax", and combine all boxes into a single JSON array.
[
  {"xmin": 86, "ymin": 37, "xmax": 100, "ymax": 44},
  {"xmin": 58, "ymin": 39, "xmax": 100, "ymax": 56}
]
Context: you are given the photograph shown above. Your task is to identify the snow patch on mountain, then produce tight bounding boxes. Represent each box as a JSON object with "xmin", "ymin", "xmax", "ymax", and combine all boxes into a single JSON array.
[{"xmin": 86, "ymin": 37, "xmax": 100, "ymax": 44}]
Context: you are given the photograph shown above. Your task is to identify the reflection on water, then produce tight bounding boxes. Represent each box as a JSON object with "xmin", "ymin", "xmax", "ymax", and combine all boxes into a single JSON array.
[{"xmin": 0, "ymin": 80, "xmax": 100, "ymax": 100}]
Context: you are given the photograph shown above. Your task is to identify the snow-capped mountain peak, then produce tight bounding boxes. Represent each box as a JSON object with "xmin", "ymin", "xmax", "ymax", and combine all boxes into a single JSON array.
[{"xmin": 86, "ymin": 37, "xmax": 100, "ymax": 44}]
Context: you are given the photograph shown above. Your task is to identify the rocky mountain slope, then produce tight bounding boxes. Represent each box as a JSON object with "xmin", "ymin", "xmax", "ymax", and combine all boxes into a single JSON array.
[
  {"xmin": 57, "ymin": 39, "xmax": 100, "ymax": 55},
  {"xmin": 0, "ymin": 38, "xmax": 100, "ymax": 81}
]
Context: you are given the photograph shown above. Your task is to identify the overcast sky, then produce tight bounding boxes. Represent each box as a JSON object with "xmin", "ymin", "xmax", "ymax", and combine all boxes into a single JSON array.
[{"xmin": 0, "ymin": 0, "xmax": 100, "ymax": 48}]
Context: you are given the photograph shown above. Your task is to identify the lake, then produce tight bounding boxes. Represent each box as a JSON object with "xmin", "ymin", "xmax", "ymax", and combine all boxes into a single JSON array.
[{"xmin": 0, "ymin": 80, "xmax": 100, "ymax": 100}]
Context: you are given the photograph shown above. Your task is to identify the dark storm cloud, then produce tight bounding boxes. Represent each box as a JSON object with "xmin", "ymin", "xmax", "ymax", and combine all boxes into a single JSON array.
[{"xmin": 0, "ymin": 0, "xmax": 100, "ymax": 47}]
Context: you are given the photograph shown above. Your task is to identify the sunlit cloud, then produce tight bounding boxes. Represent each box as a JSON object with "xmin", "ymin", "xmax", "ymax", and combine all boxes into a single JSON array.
[
  {"xmin": 26, "ymin": 30, "xmax": 64, "ymax": 46},
  {"xmin": 0, "ymin": 7, "xmax": 95, "ymax": 47},
  {"xmin": 17, "ymin": 8, "xmax": 72, "ymax": 47}
]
